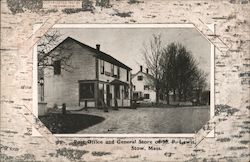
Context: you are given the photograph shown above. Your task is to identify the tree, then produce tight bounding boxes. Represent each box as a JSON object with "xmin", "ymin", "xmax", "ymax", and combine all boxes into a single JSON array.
[
  {"xmin": 175, "ymin": 44, "xmax": 198, "ymax": 101},
  {"xmin": 37, "ymin": 30, "xmax": 75, "ymax": 76},
  {"xmin": 164, "ymin": 43, "xmax": 178, "ymax": 102},
  {"xmin": 160, "ymin": 42, "xmax": 208, "ymax": 103},
  {"xmin": 143, "ymin": 34, "xmax": 163, "ymax": 104},
  {"xmin": 143, "ymin": 34, "xmax": 208, "ymax": 105},
  {"xmin": 37, "ymin": 30, "xmax": 76, "ymax": 102},
  {"xmin": 160, "ymin": 47, "xmax": 171, "ymax": 104},
  {"xmin": 192, "ymin": 69, "xmax": 208, "ymax": 103}
]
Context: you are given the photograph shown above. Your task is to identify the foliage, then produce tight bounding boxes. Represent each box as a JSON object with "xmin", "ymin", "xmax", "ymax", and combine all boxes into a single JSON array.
[
  {"xmin": 143, "ymin": 34, "xmax": 208, "ymax": 104},
  {"xmin": 162, "ymin": 43, "xmax": 207, "ymax": 102}
]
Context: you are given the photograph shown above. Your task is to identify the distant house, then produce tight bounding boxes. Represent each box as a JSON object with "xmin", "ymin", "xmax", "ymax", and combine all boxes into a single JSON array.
[
  {"xmin": 41, "ymin": 37, "xmax": 132, "ymax": 109},
  {"xmin": 131, "ymin": 66, "xmax": 156, "ymax": 102}
]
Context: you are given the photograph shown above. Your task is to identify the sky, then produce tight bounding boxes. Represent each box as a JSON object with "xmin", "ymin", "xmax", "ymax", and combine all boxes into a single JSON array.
[{"xmin": 52, "ymin": 27, "xmax": 211, "ymax": 85}]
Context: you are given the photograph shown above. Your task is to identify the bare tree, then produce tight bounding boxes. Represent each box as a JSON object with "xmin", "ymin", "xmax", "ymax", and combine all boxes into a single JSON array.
[
  {"xmin": 143, "ymin": 34, "xmax": 163, "ymax": 104},
  {"xmin": 38, "ymin": 30, "xmax": 75, "ymax": 76}
]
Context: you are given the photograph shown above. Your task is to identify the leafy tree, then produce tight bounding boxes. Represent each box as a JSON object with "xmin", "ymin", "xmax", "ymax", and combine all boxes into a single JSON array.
[
  {"xmin": 143, "ymin": 34, "xmax": 208, "ymax": 105},
  {"xmin": 175, "ymin": 44, "xmax": 198, "ymax": 101},
  {"xmin": 161, "ymin": 42, "xmax": 208, "ymax": 103},
  {"xmin": 164, "ymin": 43, "xmax": 178, "ymax": 101}
]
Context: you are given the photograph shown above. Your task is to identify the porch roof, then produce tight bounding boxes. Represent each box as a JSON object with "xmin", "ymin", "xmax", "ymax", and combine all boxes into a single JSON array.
[{"xmin": 110, "ymin": 79, "xmax": 129, "ymax": 86}]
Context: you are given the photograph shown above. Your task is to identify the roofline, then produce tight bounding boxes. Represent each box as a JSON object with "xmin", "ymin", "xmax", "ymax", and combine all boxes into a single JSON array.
[
  {"xmin": 132, "ymin": 70, "xmax": 154, "ymax": 79},
  {"xmin": 46, "ymin": 36, "xmax": 132, "ymax": 70}
]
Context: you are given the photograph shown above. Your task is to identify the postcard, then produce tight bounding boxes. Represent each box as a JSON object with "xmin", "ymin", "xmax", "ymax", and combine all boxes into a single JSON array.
[{"xmin": 1, "ymin": 0, "xmax": 249, "ymax": 161}]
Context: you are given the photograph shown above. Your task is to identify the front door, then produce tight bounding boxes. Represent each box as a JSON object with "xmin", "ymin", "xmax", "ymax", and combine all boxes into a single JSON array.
[{"xmin": 106, "ymin": 84, "xmax": 110, "ymax": 107}]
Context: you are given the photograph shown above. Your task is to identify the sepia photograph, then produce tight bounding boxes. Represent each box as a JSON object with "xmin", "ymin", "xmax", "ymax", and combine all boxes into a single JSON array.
[
  {"xmin": 1, "ymin": 0, "xmax": 249, "ymax": 161},
  {"xmin": 36, "ymin": 24, "xmax": 213, "ymax": 135}
]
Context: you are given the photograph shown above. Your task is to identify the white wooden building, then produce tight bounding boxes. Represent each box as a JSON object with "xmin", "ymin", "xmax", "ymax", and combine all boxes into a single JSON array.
[
  {"xmin": 41, "ymin": 37, "xmax": 132, "ymax": 109},
  {"xmin": 131, "ymin": 66, "xmax": 156, "ymax": 102}
]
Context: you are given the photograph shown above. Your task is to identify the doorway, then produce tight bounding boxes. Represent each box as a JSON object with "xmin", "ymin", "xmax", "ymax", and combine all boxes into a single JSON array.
[{"xmin": 106, "ymin": 84, "xmax": 111, "ymax": 107}]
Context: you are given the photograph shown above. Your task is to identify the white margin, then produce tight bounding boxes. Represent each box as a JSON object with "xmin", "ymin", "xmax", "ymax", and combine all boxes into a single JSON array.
[
  {"xmin": 32, "ymin": 24, "xmax": 43, "ymax": 136},
  {"xmin": 206, "ymin": 23, "xmax": 215, "ymax": 138},
  {"xmin": 52, "ymin": 23, "xmax": 195, "ymax": 28},
  {"xmin": 33, "ymin": 23, "xmax": 215, "ymax": 138}
]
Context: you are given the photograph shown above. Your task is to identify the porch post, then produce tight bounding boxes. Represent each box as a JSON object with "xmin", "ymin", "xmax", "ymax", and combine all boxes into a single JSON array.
[{"xmin": 95, "ymin": 81, "xmax": 99, "ymax": 108}]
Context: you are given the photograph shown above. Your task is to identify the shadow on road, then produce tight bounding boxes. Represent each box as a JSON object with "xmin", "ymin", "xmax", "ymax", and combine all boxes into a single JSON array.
[{"xmin": 39, "ymin": 113, "xmax": 105, "ymax": 134}]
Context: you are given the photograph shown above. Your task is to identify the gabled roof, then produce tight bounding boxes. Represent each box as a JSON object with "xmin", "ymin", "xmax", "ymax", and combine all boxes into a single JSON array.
[
  {"xmin": 47, "ymin": 37, "xmax": 132, "ymax": 70},
  {"xmin": 132, "ymin": 70, "xmax": 154, "ymax": 80}
]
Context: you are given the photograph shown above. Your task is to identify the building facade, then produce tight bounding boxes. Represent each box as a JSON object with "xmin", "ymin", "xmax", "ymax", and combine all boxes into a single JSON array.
[
  {"xmin": 131, "ymin": 66, "xmax": 156, "ymax": 102},
  {"xmin": 42, "ymin": 37, "xmax": 132, "ymax": 109}
]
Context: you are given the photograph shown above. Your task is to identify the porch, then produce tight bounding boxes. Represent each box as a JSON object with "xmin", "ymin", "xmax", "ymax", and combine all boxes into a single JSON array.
[{"xmin": 78, "ymin": 79, "xmax": 131, "ymax": 109}]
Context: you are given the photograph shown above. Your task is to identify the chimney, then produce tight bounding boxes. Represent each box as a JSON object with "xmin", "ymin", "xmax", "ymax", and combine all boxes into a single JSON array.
[
  {"xmin": 146, "ymin": 68, "xmax": 149, "ymax": 74},
  {"xmin": 96, "ymin": 44, "xmax": 100, "ymax": 51},
  {"xmin": 140, "ymin": 65, "xmax": 143, "ymax": 72}
]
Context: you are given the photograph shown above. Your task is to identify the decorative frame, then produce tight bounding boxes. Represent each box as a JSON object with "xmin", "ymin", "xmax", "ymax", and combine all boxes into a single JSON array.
[{"xmin": 1, "ymin": 1, "xmax": 249, "ymax": 161}]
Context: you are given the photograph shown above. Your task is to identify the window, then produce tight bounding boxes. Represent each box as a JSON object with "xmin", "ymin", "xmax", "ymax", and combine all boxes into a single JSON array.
[
  {"xmin": 79, "ymin": 83, "xmax": 95, "ymax": 99},
  {"xmin": 111, "ymin": 64, "xmax": 114, "ymax": 76},
  {"xmin": 137, "ymin": 75, "xmax": 143, "ymax": 81},
  {"xmin": 53, "ymin": 60, "xmax": 61, "ymax": 75},
  {"xmin": 144, "ymin": 94, "xmax": 150, "ymax": 99},
  {"xmin": 133, "ymin": 92, "xmax": 139, "ymax": 100},
  {"xmin": 113, "ymin": 65, "xmax": 118, "ymax": 77},
  {"xmin": 144, "ymin": 85, "xmax": 150, "ymax": 90},
  {"xmin": 117, "ymin": 67, "xmax": 120, "ymax": 79},
  {"xmin": 104, "ymin": 62, "xmax": 111, "ymax": 76},
  {"xmin": 114, "ymin": 85, "xmax": 120, "ymax": 99},
  {"xmin": 127, "ymin": 70, "xmax": 129, "ymax": 81},
  {"xmin": 124, "ymin": 85, "xmax": 129, "ymax": 99},
  {"xmin": 100, "ymin": 60, "xmax": 104, "ymax": 74}
]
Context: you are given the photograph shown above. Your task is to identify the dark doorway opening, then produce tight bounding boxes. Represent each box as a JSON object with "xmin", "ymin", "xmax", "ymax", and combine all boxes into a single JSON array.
[{"xmin": 106, "ymin": 84, "xmax": 111, "ymax": 107}]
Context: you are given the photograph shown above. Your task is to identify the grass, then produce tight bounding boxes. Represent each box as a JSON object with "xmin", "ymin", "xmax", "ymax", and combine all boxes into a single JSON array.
[{"xmin": 39, "ymin": 113, "xmax": 105, "ymax": 134}]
